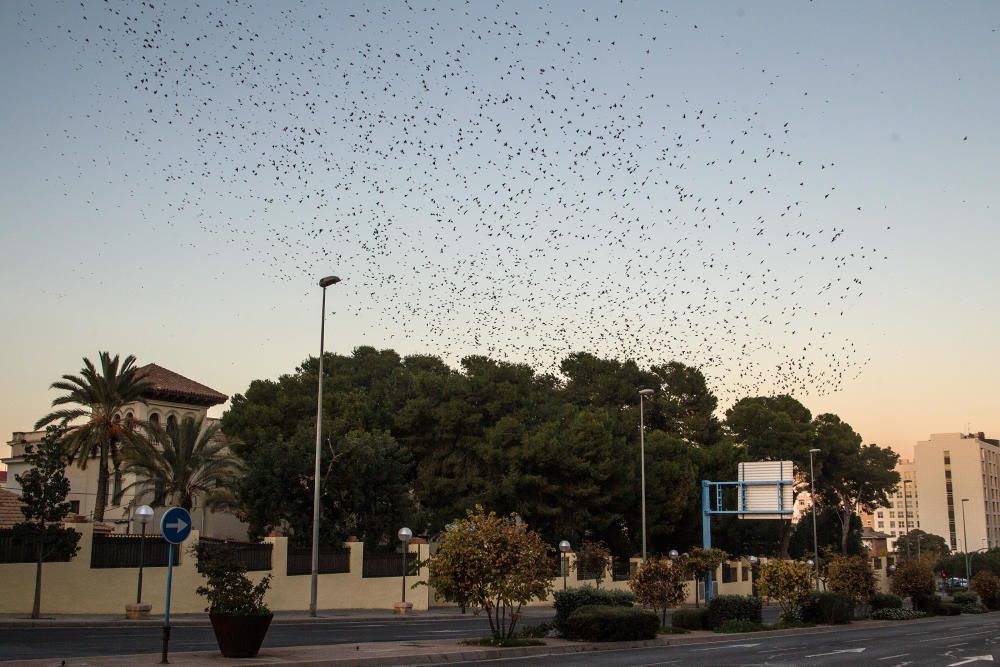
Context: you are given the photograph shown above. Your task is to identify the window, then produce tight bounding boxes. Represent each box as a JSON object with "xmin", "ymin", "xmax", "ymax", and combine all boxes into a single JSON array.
[
  {"xmin": 742, "ymin": 566, "xmax": 749, "ymax": 582},
  {"xmin": 149, "ymin": 412, "xmax": 160, "ymax": 425},
  {"xmin": 69, "ymin": 500, "xmax": 80, "ymax": 515},
  {"xmin": 112, "ymin": 470, "xmax": 123, "ymax": 505},
  {"xmin": 166, "ymin": 415, "xmax": 177, "ymax": 429},
  {"xmin": 878, "ymin": 521, "xmax": 884, "ymax": 528},
  {"xmin": 722, "ymin": 563, "xmax": 737, "ymax": 583},
  {"xmin": 877, "ymin": 512, "xmax": 883, "ymax": 518}
]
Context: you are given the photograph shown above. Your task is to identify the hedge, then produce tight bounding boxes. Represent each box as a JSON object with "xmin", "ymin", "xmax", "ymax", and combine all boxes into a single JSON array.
[
  {"xmin": 952, "ymin": 591, "xmax": 978, "ymax": 605},
  {"xmin": 563, "ymin": 605, "xmax": 659, "ymax": 642},
  {"xmin": 801, "ymin": 592, "xmax": 853, "ymax": 625},
  {"xmin": 553, "ymin": 588, "xmax": 634, "ymax": 631},
  {"xmin": 871, "ymin": 593, "xmax": 903, "ymax": 611},
  {"xmin": 707, "ymin": 595, "xmax": 763, "ymax": 630},
  {"xmin": 671, "ymin": 608, "xmax": 709, "ymax": 630}
]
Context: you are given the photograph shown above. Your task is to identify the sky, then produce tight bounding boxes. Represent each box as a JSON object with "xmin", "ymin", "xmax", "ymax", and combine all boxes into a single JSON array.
[{"xmin": 1, "ymin": 1, "xmax": 998, "ymax": 464}]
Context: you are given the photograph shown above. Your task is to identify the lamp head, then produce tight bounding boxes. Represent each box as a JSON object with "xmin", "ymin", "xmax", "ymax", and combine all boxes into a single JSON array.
[
  {"xmin": 809, "ymin": 448, "xmax": 821, "ymax": 453},
  {"xmin": 668, "ymin": 549, "xmax": 679, "ymax": 559},
  {"xmin": 638, "ymin": 388, "xmax": 654, "ymax": 397},
  {"xmin": 559, "ymin": 540, "xmax": 571, "ymax": 552},
  {"xmin": 398, "ymin": 527, "xmax": 413, "ymax": 543},
  {"xmin": 134, "ymin": 505, "xmax": 154, "ymax": 525},
  {"xmin": 319, "ymin": 275, "xmax": 341, "ymax": 288},
  {"xmin": 748, "ymin": 555, "xmax": 759, "ymax": 564}
]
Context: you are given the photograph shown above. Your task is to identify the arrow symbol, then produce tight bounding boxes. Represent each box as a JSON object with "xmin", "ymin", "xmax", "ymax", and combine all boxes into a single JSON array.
[
  {"xmin": 166, "ymin": 518, "xmax": 188, "ymax": 533},
  {"xmin": 948, "ymin": 657, "xmax": 994, "ymax": 666},
  {"xmin": 805, "ymin": 648, "xmax": 866, "ymax": 658}
]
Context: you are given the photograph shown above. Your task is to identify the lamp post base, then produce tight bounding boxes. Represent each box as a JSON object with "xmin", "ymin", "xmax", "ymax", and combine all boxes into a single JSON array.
[
  {"xmin": 125, "ymin": 603, "xmax": 152, "ymax": 620},
  {"xmin": 393, "ymin": 602, "xmax": 413, "ymax": 615}
]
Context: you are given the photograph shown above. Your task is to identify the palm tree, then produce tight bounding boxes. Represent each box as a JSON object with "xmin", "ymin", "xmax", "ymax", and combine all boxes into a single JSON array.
[
  {"xmin": 35, "ymin": 352, "xmax": 152, "ymax": 522},
  {"xmin": 122, "ymin": 417, "xmax": 244, "ymax": 513}
]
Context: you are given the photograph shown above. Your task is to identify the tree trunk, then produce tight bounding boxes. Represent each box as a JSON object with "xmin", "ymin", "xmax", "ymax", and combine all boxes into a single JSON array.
[
  {"xmin": 778, "ymin": 519, "xmax": 792, "ymax": 559},
  {"xmin": 93, "ymin": 445, "xmax": 110, "ymax": 523},
  {"xmin": 32, "ymin": 546, "xmax": 42, "ymax": 620},
  {"xmin": 840, "ymin": 508, "xmax": 851, "ymax": 554}
]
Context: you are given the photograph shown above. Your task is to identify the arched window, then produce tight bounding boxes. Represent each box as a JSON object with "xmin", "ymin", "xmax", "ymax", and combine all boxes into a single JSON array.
[
  {"xmin": 149, "ymin": 413, "xmax": 160, "ymax": 425},
  {"xmin": 166, "ymin": 415, "xmax": 177, "ymax": 429},
  {"xmin": 126, "ymin": 412, "xmax": 134, "ymax": 421}
]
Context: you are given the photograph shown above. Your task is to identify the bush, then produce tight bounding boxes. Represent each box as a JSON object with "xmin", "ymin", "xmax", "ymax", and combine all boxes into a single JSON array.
[
  {"xmin": 707, "ymin": 595, "xmax": 763, "ymax": 630},
  {"xmin": 553, "ymin": 587, "xmax": 634, "ymax": 631},
  {"xmin": 871, "ymin": 593, "xmax": 903, "ymax": 611},
  {"xmin": 871, "ymin": 607, "xmax": 927, "ymax": 621},
  {"xmin": 939, "ymin": 602, "xmax": 962, "ymax": 616},
  {"xmin": 717, "ymin": 619, "xmax": 767, "ymax": 633},
  {"xmin": 671, "ymin": 608, "xmax": 709, "ymax": 630},
  {"xmin": 890, "ymin": 560, "xmax": 935, "ymax": 599},
  {"xmin": 913, "ymin": 593, "xmax": 944, "ymax": 615},
  {"xmin": 961, "ymin": 603, "xmax": 988, "ymax": 614},
  {"xmin": 801, "ymin": 592, "xmax": 853, "ymax": 625},
  {"xmin": 972, "ymin": 571, "xmax": 1000, "ymax": 610},
  {"xmin": 757, "ymin": 560, "xmax": 813, "ymax": 619},
  {"xmin": 563, "ymin": 605, "xmax": 659, "ymax": 642},
  {"xmin": 516, "ymin": 622, "xmax": 555, "ymax": 638},
  {"xmin": 629, "ymin": 557, "xmax": 687, "ymax": 627},
  {"xmin": 952, "ymin": 591, "xmax": 978, "ymax": 604},
  {"xmin": 826, "ymin": 555, "xmax": 876, "ymax": 605}
]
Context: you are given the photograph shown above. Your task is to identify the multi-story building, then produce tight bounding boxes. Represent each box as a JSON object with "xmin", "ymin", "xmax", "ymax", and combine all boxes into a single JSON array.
[{"xmin": 863, "ymin": 458, "xmax": 918, "ymax": 552}]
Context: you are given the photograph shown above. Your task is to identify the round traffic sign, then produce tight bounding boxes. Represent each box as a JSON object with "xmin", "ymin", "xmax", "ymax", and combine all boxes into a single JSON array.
[{"xmin": 160, "ymin": 506, "xmax": 193, "ymax": 544}]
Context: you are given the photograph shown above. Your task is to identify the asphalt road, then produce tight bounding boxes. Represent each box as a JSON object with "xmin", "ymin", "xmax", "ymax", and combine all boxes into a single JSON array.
[{"xmin": 448, "ymin": 614, "xmax": 1000, "ymax": 666}]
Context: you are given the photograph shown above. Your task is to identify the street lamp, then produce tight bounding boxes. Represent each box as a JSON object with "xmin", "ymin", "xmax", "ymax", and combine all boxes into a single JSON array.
[
  {"xmin": 311, "ymin": 275, "xmax": 340, "ymax": 617},
  {"xmin": 809, "ymin": 448, "xmax": 821, "ymax": 590},
  {"xmin": 961, "ymin": 498, "xmax": 971, "ymax": 589},
  {"xmin": 134, "ymin": 505, "xmax": 154, "ymax": 605},
  {"xmin": 901, "ymin": 479, "xmax": 913, "ymax": 557},
  {"xmin": 638, "ymin": 388, "xmax": 655, "ymax": 561},
  {"xmin": 668, "ymin": 549, "xmax": 679, "ymax": 560},
  {"xmin": 398, "ymin": 527, "xmax": 413, "ymax": 604},
  {"xmin": 559, "ymin": 540, "xmax": 571, "ymax": 590}
]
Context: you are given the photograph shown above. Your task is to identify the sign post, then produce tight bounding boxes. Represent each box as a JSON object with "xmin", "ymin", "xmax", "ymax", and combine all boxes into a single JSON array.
[{"xmin": 159, "ymin": 506, "xmax": 193, "ymax": 664}]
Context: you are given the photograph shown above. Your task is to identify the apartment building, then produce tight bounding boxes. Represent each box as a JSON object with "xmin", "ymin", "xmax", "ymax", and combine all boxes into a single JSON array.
[{"xmin": 863, "ymin": 458, "xmax": 917, "ymax": 552}]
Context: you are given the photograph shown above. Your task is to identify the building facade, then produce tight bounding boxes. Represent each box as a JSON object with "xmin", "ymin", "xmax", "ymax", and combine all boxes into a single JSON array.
[{"xmin": 863, "ymin": 458, "xmax": 918, "ymax": 553}]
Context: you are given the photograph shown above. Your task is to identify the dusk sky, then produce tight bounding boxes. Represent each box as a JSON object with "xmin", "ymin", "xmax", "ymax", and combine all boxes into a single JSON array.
[{"xmin": 1, "ymin": 1, "xmax": 997, "ymax": 463}]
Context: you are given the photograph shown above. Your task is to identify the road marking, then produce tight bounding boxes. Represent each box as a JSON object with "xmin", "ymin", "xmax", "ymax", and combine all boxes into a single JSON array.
[
  {"xmin": 691, "ymin": 643, "xmax": 760, "ymax": 651},
  {"xmin": 428, "ymin": 629, "xmax": 467, "ymax": 633},
  {"xmin": 805, "ymin": 647, "xmax": 866, "ymax": 658},
  {"xmin": 949, "ymin": 643, "xmax": 972, "ymax": 647},
  {"xmin": 947, "ymin": 657, "xmax": 994, "ymax": 666},
  {"xmin": 878, "ymin": 654, "xmax": 910, "ymax": 661},
  {"xmin": 918, "ymin": 631, "xmax": 994, "ymax": 643}
]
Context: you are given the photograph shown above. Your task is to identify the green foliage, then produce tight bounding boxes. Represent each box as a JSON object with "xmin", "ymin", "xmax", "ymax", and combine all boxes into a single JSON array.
[
  {"xmin": 971, "ymin": 570, "xmax": 1000, "ymax": 610},
  {"xmin": 34, "ymin": 352, "xmax": 153, "ymax": 523},
  {"xmin": 515, "ymin": 622, "xmax": 555, "ymax": 638},
  {"xmin": 939, "ymin": 602, "xmax": 963, "ymax": 616},
  {"xmin": 574, "ymin": 540, "xmax": 611, "ymax": 587},
  {"xmin": 671, "ymin": 608, "xmax": 709, "ymax": 630},
  {"xmin": 13, "ymin": 426, "xmax": 83, "ymax": 619},
  {"xmin": 826, "ymin": 555, "xmax": 876, "ymax": 604},
  {"xmin": 195, "ymin": 552, "xmax": 271, "ymax": 616},
  {"xmin": 707, "ymin": 595, "xmax": 762, "ymax": 630},
  {"xmin": 681, "ymin": 547, "xmax": 730, "ymax": 606},
  {"xmin": 952, "ymin": 591, "xmax": 978, "ymax": 604},
  {"xmin": 424, "ymin": 506, "xmax": 554, "ymax": 639},
  {"xmin": 871, "ymin": 607, "xmax": 927, "ymax": 621},
  {"xmin": 462, "ymin": 637, "xmax": 546, "ymax": 647},
  {"xmin": 717, "ymin": 619, "xmax": 767, "ymax": 633},
  {"xmin": 629, "ymin": 557, "xmax": 687, "ymax": 625},
  {"xmin": 789, "ymin": 507, "xmax": 864, "ymax": 558},
  {"xmin": 912, "ymin": 593, "xmax": 944, "ymax": 615},
  {"xmin": 563, "ymin": 605, "xmax": 659, "ymax": 642},
  {"xmin": 895, "ymin": 530, "xmax": 949, "ymax": 561},
  {"xmin": 553, "ymin": 587, "xmax": 634, "ymax": 631},
  {"xmin": 961, "ymin": 603, "xmax": 988, "ymax": 614},
  {"xmin": 890, "ymin": 560, "xmax": 935, "ymax": 599},
  {"xmin": 757, "ymin": 559, "xmax": 813, "ymax": 618},
  {"xmin": 801, "ymin": 592, "xmax": 853, "ymax": 624},
  {"xmin": 871, "ymin": 593, "xmax": 903, "ymax": 610}
]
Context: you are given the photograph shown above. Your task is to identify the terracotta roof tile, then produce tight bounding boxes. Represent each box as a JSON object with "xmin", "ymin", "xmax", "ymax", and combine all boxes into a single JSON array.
[
  {"xmin": 0, "ymin": 488, "xmax": 25, "ymax": 528},
  {"xmin": 137, "ymin": 364, "xmax": 228, "ymax": 406}
]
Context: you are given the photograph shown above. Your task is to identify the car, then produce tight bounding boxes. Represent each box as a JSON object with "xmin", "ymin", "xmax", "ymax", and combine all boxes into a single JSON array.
[{"xmin": 945, "ymin": 577, "xmax": 968, "ymax": 588}]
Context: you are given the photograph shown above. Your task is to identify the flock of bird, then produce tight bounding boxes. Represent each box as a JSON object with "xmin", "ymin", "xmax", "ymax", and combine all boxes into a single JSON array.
[{"xmin": 46, "ymin": 0, "xmax": 890, "ymax": 400}]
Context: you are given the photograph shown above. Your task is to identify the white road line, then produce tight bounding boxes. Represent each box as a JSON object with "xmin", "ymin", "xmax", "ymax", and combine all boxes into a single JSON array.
[
  {"xmin": 917, "ymin": 630, "xmax": 993, "ymax": 643},
  {"xmin": 878, "ymin": 654, "xmax": 910, "ymax": 661}
]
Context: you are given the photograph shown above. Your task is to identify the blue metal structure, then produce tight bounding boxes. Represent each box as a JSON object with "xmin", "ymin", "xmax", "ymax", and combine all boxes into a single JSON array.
[{"xmin": 700, "ymin": 478, "xmax": 794, "ymax": 604}]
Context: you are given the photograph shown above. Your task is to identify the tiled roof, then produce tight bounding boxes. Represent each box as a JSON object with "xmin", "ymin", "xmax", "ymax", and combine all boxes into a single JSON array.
[
  {"xmin": 137, "ymin": 364, "xmax": 228, "ymax": 407},
  {"xmin": 0, "ymin": 488, "xmax": 25, "ymax": 528}
]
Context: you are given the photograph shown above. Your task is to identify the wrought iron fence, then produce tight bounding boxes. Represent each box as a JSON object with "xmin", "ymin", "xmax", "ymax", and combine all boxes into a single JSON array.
[
  {"xmin": 197, "ymin": 538, "xmax": 272, "ymax": 572},
  {"xmin": 90, "ymin": 533, "xmax": 178, "ymax": 568},
  {"xmin": 287, "ymin": 546, "xmax": 351, "ymax": 576},
  {"xmin": 576, "ymin": 562, "xmax": 603, "ymax": 581},
  {"xmin": 362, "ymin": 551, "xmax": 418, "ymax": 578},
  {"xmin": 0, "ymin": 529, "xmax": 75, "ymax": 563},
  {"xmin": 611, "ymin": 557, "xmax": 634, "ymax": 582}
]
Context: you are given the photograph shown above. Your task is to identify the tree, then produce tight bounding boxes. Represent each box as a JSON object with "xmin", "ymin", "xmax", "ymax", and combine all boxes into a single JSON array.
[
  {"xmin": 812, "ymin": 414, "xmax": 900, "ymax": 554},
  {"xmin": 725, "ymin": 395, "xmax": 814, "ymax": 557},
  {"xmin": 895, "ymin": 530, "xmax": 949, "ymax": 562},
  {"xmin": 423, "ymin": 507, "xmax": 554, "ymax": 640},
  {"xmin": 889, "ymin": 559, "xmax": 935, "ymax": 600},
  {"xmin": 34, "ymin": 352, "xmax": 152, "ymax": 522},
  {"xmin": 788, "ymin": 506, "xmax": 863, "ymax": 559},
  {"xmin": 826, "ymin": 555, "xmax": 876, "ymax": 605},
  {"xmin": 122, "ymin": 416, "xmax": 243, "ymax": 512},
  {"xmin": 681, "ymin": 547, "xmax": 729, "ymax": 607},
  {"xmin": 757, "ymin": 559, "xmax": 813, "ymax": 620},
  {"xmin": 12, "ymin": 426, "xmax": 82, "ymax": 618},
  {"xmin": 629, "ymin": 557, "xmax": 687, "ymax": 626},
  {"xmin": 575, "ymin": 540, "xmax": 611, "ymax": 588},
  {"xmin": 971, "ymin": 570, "xmax": 1000, "ymax": 610}
]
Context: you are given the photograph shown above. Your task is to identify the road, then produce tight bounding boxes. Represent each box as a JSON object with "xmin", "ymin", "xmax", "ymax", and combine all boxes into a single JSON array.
[{"xmin": 448, "ymin": 613, "xmax": 1000, "ymax": 666}]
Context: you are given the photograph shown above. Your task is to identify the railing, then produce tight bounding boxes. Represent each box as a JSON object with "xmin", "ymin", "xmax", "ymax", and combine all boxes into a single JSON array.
[
  {"xmin": 197, "ymin": 538, "xmax": 273, "ymax": 572},
  {"xmin": 362, "ymin": 551, "xmax": 418, "ymax": 578},
  {"xmin": 0, "ymin": 529, "xmax": 74, "ymax": 564},
  {"xmin": 90, "ymin": 533, "xmax": 178, "ymax": 568},
  {"xmin": 576, "ymin": 562, "xmax": 603, "ymax": 581},
  {"xmin": 287, "ymin": 546, "xmax": 351, "ymax": 576},
  {"xmin": 611, "ymin": 558, "xmax": 634, "ymax": 582}
]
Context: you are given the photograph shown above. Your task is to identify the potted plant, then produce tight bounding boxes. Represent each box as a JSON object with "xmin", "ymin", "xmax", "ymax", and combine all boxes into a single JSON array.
[{"xmin": 196, "ymin": 554, "xmax": 273, "ymax": 658}]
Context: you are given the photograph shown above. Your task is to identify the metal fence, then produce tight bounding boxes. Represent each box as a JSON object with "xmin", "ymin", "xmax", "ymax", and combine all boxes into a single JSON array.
[
  {"xmin": 90, "ymin": 533, "xmax": 178, "ymax": 568},
  {"xmin": 197, "ymin": 538, "xmax": 273, "ymax": 572},
  {"xmin": 362, "ymin": 551, "xmax": 418, "ymax": 578},
  {"xmin": 611, "ymin": 558, "xmax": 634, "ymax": 582},
  {"xmin": 576, "ymin": 561, "xmax": 603, "ymax": 581},
  {"xmin": 0, "ymin": 529, "xmax": 74, "ymax": 564},
  {"xmin": 287, "ymin": 546, "xmax": 351, "ymax": 576}
]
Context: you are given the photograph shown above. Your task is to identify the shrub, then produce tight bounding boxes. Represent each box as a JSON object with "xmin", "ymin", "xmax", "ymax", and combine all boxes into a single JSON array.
[
  {"xmin": 972, "ymin": 571, "xmax": 1000, "ymax": 610},
  {"xmin": 717, "ymin": 619, "xmax": 767, "ymax": 633},
  {"xmin": 629, "ymin": 557, "xmax": 687, "ymax": 626},
  {"xmin": 757, "ymin": 560, "xmax": 813, "ymax": 619},
  {"xmin": 871, "ymin": 607, "xmax": 927, "ymax": 621},
  {"xmin": 890, "ymin": 560, "xmax": 935, "ymax": 599},
  {"xmin": 961, "ymin": 603, "xmax": 988, "ymax": 614},
  {"xmin": 516, "ymin": 622, "xmax": 555, "ymax": 638},
  {"xmin": 563, "ymin": 605, "xmax": 659, "ymax": 642},
  {"xmin": 801, "ymin": 592, "xmax": 853, "ymax": 625},
  {"xmin": 707, "ymin": 595, "xmax": 763, "ymax": 630},
  {"xmin": 671, "ymin": 608, "xmax": 709, "ymax": 630},
  {"xmin": 574, "ymin": 540, "xmax": 611, "ymax": 587},
  {"xmin": 195, "ymin": 558, "xmax": 272, "ymax": 616},
  {"xmin": 952, "ymin": 591, "xmax": 978, "ymax": 604},
  {"xmin": 913, "ymin": 593, "xmax": 944, "ymax": 615},
  {"xmin": 553, "ymin": 587, "xmax": 634, "ymax": 631},
  {"xmin": 939, "ymin": 602, "xmax": 962, "ymax": 616},
  {"xmin": 826, "ymin": 555, "xmax": 876, "ymax": 605},
  {"xmin": 871, "ymin": 593, "xmax": 903, "ymax": 611}
]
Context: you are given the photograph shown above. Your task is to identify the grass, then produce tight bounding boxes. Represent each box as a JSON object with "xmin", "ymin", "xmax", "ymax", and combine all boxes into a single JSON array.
[{"xmin": 462, "ymin": 637, "xmax": 547, "ymax": 647}]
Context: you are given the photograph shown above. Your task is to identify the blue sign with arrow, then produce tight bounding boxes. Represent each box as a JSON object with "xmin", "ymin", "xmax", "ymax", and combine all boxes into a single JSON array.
[
  {"xmin": 160, "ymin": 506, "xmax": 192, "ymax": 545},
  {"xmin": 159, "ymin": 506, "xmax": 192, "ymax": 663}
]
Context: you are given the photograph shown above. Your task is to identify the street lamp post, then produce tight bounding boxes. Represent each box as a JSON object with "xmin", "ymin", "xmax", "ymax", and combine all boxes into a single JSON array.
[
  {"xmin": 638, "ymin": 388, "xmax": 654, "ymax": 562},
  {"xmin": 134, "ymin": 505, "xmax": 154, "ymax": 604},
  {"xmin": 559, "ymin": 540, "xmax": 571, "ymax": 590},
  {"xmin": 311, "ymin": 275, "xmax": 340, "ymax": 617},
  {"xmin": 809, "ymin": 448, "xmax": 821, "ymax": 590},
  {"xmin": 398, "ymin": 527, "xmax": 413, "ymax": 604},
  {"xmin": 961, "ymin": 498, "xmax": 971, "ymax": 589},
  {"xmin": 902, "ymin": 479, "xmax": 913, "ymax": 557}
]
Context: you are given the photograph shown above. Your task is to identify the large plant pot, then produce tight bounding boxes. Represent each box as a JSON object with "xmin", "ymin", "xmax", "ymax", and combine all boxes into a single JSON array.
[{"xmin": 209, "ymin": 613, "xmax": 273, "ymax": 658}]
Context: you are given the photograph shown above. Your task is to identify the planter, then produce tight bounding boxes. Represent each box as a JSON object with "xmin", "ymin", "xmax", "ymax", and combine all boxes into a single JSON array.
[{"xmin": 209, "ymin": 613, "xmax": 273, "ymax": 658}]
